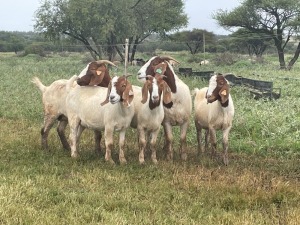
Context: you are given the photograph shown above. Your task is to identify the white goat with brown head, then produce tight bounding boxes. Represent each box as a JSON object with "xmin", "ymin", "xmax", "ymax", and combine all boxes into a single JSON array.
[
  {"xmin": 194, "ymin": 73, "xmax": 235, "ymax": 165},
  {"xmin": 137, "ymin": 56, "xmax": 192, "ymax": 161},
  {"xmin": 32, "ymin": 60, "xmax": 117, "ymax": 152},
  {"xmin": 131, "ymin": 62, "xmax": 172, "ymax": 164}
]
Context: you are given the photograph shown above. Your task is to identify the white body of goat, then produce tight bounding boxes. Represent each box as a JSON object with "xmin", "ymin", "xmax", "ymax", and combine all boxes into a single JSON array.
[
  {"xmin": 66, "ymin": 75, "xmax": 134, "ymax": 164},
  {"xmin": 32, "ymin": 77, "xmax": 77, "ymax": 150},
  {"xmin": 193, "ymin": 75, "xmax": 234, "ymax": 165},
  {"xmin": 137, "ymin": 56, "xmax": 192, "ymax": 161},
  {"xmin": 130, "ymin": 71, "xmax": 172, "ymax": 164},
  {"xmin": 32, "ymin": 60, "xmax": 115, "ymax": 151}
]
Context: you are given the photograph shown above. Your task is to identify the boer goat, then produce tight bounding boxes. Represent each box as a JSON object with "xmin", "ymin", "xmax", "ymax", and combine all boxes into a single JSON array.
[
  {"xmin": 137, "ymin": 56, "xmax": 192, "ymax": 161},
  {"xmin": 32, "ymin": 60, "xmax": 116, "ymax": 151},
  {"xmin": 131, "ymin": 62, "xmax": 172, "ymax": 164},
  {"xmin": 66, "ymin": 75, "xmax": 134, "ymax": 164},
  {"xmin": 194, "ymin": 73, "xmax": 235, "ymax": 165}
]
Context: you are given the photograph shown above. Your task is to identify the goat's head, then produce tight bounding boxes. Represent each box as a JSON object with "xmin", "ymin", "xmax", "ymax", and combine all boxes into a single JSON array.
[
  {"xmin": 141, "ymin": 74, "xmax": 172, "ymax": 110},
  {"xmin": 101, "ymin": 75, "xmax": 134, "ymax": 107},
  {"xmin": 206, "ymin": 73, "xmax": 230, "ymax": 106},
  {"xmin": 137, "ymin": 56, "xmax": 179, "ymax": 94},
  {"xmin": 77, "ymin": 60, "xmax": 117, "ymax": 87}
]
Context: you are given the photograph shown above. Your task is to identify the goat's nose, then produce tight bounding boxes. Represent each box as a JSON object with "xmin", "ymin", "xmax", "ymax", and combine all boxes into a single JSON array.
[
  {"xmin": 110, "ymin": 96, "xmax": 115, "ymax": 100},
  {"xmin": 137, "ymin": 72, "xmax": 141, "ymax": 76}
]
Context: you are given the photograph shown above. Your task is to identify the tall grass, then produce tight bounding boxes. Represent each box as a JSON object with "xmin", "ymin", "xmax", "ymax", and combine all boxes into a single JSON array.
[{"xmin": 0, "ymin": 52, "xmax": 299, "ymax": 224}]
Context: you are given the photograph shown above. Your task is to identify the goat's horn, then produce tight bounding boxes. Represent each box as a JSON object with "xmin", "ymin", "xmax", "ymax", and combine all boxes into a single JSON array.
[
  {"xmin": 96, "ymin": 60, "xmax": 118, "ymax": 67},
  {"xmin": 160, "ymin": 56, "xmax": 180, "ymax": 64}
]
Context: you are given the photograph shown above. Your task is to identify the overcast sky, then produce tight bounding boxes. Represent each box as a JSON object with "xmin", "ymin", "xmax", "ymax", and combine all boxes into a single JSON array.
[{"xmin": 0, "ymin": 0, "xmax": 240, "ymax": 34}]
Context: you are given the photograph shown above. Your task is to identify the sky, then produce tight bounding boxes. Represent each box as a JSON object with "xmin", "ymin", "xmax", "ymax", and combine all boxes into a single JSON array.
[{"xmin": 0, "ymin": 0, "xmax": 241, "ymax": 34}]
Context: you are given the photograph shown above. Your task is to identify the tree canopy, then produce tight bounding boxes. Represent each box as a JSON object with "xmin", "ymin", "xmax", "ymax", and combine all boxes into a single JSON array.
[
  {"xmin": 169, "ymin": 29, "xmax": 216, "ymax": 54},
  {"xmin": 34, "ymin": 0, "xmax": 188, "ymax": 61},
  {"xmin": 213, "ymin": 0, "xmax": 300, "ymax": 69}
]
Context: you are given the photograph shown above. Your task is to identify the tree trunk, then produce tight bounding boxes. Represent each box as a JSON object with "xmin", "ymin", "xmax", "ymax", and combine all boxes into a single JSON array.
[
  {"xmin": 130, "ymin": 37, "xmax": 140, "ymax": 62},
  {"xmin": 274, "ymin": 38, "xmax": 286, "ymax": 69},
  {"xmin": 287, "ymin": 42, "xmax": 300, "ymax": 70}
]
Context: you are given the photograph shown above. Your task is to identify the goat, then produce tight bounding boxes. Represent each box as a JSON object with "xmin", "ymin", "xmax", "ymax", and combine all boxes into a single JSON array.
[
  {"xmin": 200, "ymin": 60, "xmax": 209, "ymax": 66},
  {"xmin": 193, "ymin": 73, "xmax": 235, "ymax": 165},
  {"xmin": 131, "ymin": 62, "xmax": 172, "ymax": 164},
  {"xmin": 66, "ymin": 75, "xmax": 134, "ymax": 164},
  {"xmin": 131, "ymin": 58, "xmax": 145, "ymax": 66},
  {"xmin": 32, "ymin": 60, "xmax": 116, "ymax": 151},
  {"xmin": 137, "ymin": 56, "xmax": 192, "ymax": 161}
]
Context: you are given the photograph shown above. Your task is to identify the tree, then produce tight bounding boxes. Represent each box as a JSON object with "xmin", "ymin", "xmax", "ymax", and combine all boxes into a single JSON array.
[
  {"xmin": 34, "ymin": 0, "xmax": 188, "ymax": 61},
  {"xmin": 169, "ymin": 29, "xmax": 216, "ymax": 54},
  {"xmin": 230, "ymin": 28, "xmax": 272, "ymax": 57},
  {"xmin": 213, "ymin": 0, "xmax": 300, "ymax": 70}
]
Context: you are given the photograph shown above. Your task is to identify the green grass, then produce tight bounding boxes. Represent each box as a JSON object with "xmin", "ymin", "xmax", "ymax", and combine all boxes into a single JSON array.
[{"xmin": 0, "ymin": 52, "xmax": 299, "ymax": 224}]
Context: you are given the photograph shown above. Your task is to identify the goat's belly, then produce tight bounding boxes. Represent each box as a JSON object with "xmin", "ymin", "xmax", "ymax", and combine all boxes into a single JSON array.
[{"xmin": 163, "ymin": 109, "xmax": 190, "ymax": 125}]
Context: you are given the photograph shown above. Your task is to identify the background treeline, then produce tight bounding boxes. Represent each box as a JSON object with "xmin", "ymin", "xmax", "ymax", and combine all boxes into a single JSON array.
[{"xmin": 1, "ymin": 30, "xmax": 298, "ymax": 58}]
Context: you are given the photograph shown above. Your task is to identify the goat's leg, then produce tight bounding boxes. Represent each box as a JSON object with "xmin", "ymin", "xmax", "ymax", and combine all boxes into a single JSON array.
[
  {"xmin": 104, "ymin": 128, "xmax": 115, "ymax": 164},
  {"xmin": 138, "ymin": 127, "xmax": 146, "ymax": 164},
  {"xmin": 208, "ymin": 127, "xmax": 217, "ymax": 158},
  {"xmin": 57, "ymin": 118, "xmax": 70, "ymax": 151},
  {"xmin": 195, "ymin": 120, "xmax": 203, "ymax": 155},
  {"xmin": 179, "ymin": 121, "xmax": 189, "ymax": 161},
  {"xmin": 149, "ymin": 129, "xmax": 160, "ymax": 164},
  {"xmin": 222, "ymin": 126, "xmax": 231, "ymax": 166},
  {"xmin": 41, "ymin": 114, "xmax": 58, "ymax": 150},
  {"xmin": 204, "ymin": 129, "xmax": 209, "ymax": 152},
  {"xmin": 118, "ymin": 129, "xmax": 127, "ymax": 164},
  {"xmin": 94, "ymin": 130, "xmax": 102, "ymax": 155},
  {"xmin": 163, "ymin": 123, "xmax": 173, "ymax": 160},
  {"xmin": 68, "ymin": 117, "xmax": 80, "ymax": 158}
]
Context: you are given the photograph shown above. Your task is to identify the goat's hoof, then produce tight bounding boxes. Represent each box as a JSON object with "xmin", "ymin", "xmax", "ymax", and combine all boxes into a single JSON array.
[
  {"xmin": 152, "ymin": 159, "xmax": 158, "ymax": 164},
  {"xmin": 71, "ymin": 152, "xmax": 79, "ymax": 158},
  {"xmin": 223, "ymin": 157, "xmax": 229, "ymax": 166},
  {"xmin": 106, "ymin": 158, "xmax": 115, "ymax": 164},
  {"xmin": 181, "ymin": 153, "xmax": 187, "ymax": 161},
  {"xmin": 120, "ymin": 158, "xmax": 127, "ymax": 165}
]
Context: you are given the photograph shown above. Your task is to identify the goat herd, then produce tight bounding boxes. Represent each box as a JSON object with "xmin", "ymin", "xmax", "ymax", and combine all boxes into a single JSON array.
[{"xmin": 32, "ymin": 56, "xmax": 234, "ymax": 165}]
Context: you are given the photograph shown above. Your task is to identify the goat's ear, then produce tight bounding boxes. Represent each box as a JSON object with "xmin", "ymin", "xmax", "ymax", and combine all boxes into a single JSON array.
[
  {"xmin": 100, "ymin": 82, "xmax": 112, "ymax": 106},
  {"xmin": 89, "ymin": 71, "xmax": 104, "ymax": 86},
  {"xmin": 162, "ymin": 82, "xmax": 172, "ymax": 105},
  {"xmin": 164, "ymin": 65, "xmax": 177, "ymax": 93},
  {"xmin": 219, "ymin": 84, "xmax": 230, "ymax": 104},
  {"xmin": 141, "ymin": 81, "xmax": 149, "ymax": 104},
  {"xmin": 77, "ymin": 74, "xmax": 91, "ymax": 86},
  {"xmin": 122, "ymin": 82, "xmax": 134, "ymax": 107}
]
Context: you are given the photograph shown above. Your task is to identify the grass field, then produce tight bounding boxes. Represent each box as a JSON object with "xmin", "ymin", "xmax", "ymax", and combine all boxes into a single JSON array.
[{"xmin": 0, "ymin": 52, "xmax": 299, "ymax": 224}]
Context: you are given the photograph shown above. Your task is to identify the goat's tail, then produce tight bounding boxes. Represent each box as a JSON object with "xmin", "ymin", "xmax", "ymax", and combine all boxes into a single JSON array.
[
  {"xmin": 31, "ymin": 77, "xmax": 46, "ymax": 93},
  {"xmin": 66, "ymin": 75, "xmax": 78, "ymax": 93}
]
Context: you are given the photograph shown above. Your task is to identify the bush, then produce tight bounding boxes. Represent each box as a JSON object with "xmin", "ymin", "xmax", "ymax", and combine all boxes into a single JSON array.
[
  {"xmin": 23, "ymin": 44, "xmax": 46, "ymax": 57},
  {"xmin": 213, "ymin": 52, "xmax": 239, "ymax": 66}
]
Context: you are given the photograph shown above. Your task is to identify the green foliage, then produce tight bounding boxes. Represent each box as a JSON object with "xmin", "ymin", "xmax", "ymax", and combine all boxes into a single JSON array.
[
  {"xmin": 0, "ymin": 53, "xmax": 300, "ymax": 224},
  {"xmin": 169, "ymin": 29, "xmax": 216, "ymax": 54},
  {"xmin": 23, "ymin": 43, "xmax": 46, "ymax": 57},
  {"xmin": 213, "ymin": 0, "xmax": 300, "ymax": 69},
  {"xmin": 34, "ymin": 0, "xmax": 188, "ymax": 60}
]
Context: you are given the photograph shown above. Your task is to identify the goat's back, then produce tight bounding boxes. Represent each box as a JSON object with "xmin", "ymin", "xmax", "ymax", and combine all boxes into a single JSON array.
[{"xmin": 66, "ymin": 85, "xmax": 134, "ymax": 131}]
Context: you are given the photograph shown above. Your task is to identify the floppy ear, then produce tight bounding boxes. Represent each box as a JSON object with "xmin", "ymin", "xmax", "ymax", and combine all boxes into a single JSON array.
[
  {"xmin": 77, "ymin": 74, "xmax": 92, "ymax": 86},
  {"xmin": 164, "ymin": 65, "xmax": 177, "ymax": 93},
  {"xmin": 162, "ymin": 82, "xmax": 172, "ymax": 105},
  {"xmin": 100, "ymin": 82, "xmax": 112, "ymax": 106},
  {"xmin": 219, "ymin": 84, "xmax": 230, "ymax": 104},
  {"xmin": 122, "ymin": 82, "xmax": 134, "ymax": 107},
  {"xmin": 141, "ymin": 81, "xmax": 150, "ymax": 104},
  {"xmin": 89, "ymin": 71, "xmax": 104, "ymax": 86}
]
